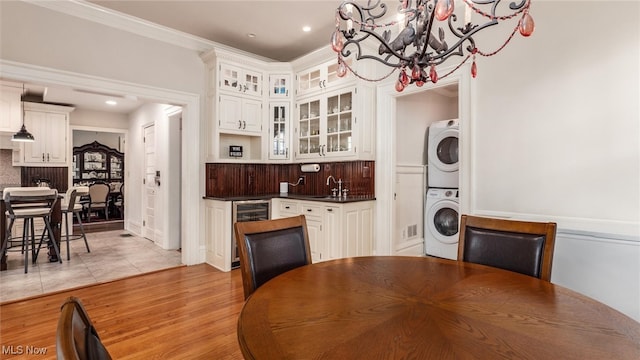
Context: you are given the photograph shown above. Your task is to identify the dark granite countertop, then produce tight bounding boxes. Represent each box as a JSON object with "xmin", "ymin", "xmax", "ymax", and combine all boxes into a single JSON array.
[{"xmin": 203, "ymin": 193, "xmax": 376, "ymax": 203}]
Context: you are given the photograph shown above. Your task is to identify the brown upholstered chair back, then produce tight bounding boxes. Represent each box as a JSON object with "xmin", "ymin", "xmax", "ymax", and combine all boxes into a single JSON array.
[
  {"xmin": 458, "ymin": 215, "xmax": 557, "ymax": 281},
  {"xmin": 56, "ymin": 296, "xmax": 112, "ymax": 360},
  {"xmin": 234, "ymin": 215, "xmax": 312, "ymax": 300}
]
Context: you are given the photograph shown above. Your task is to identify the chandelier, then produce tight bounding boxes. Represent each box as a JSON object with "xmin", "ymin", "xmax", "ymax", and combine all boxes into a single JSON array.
[{"xmin": 331, "ymin": 0, "xmax": 534, "ymax": 92}]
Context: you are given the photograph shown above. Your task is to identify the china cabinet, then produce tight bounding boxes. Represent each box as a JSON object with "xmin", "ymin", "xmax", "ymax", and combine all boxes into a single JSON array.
[
  {"xmin": 12, "ymin": 102, "xmax": 73, "ymax": 166},
  {"xmin": 72, "ymin": 141, "xmax": 124, "ymax": 184}
]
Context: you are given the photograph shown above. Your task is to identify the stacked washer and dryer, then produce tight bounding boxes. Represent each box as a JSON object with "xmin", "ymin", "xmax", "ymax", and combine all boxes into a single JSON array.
[{"xmin": 425, "ymin": 119, "xmax": 460, "ymax": 260}]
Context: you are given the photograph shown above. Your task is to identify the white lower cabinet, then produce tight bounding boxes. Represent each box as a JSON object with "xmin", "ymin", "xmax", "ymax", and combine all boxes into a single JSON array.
[
  {"xmin": 272, "ymin": 198, "xmax": 375, "ymax": 263},
  {"xmin": 204, "ymin": 199, "xmax": 232, "ymax": 272}
]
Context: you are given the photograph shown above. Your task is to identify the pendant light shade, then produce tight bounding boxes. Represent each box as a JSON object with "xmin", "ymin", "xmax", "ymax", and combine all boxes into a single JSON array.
[
  {"xmin": 11, "ymin": 84, "xmax": 34, "ymax": 142},
  {"xmin": 12, "ymin": 124, "xmax": 35, "ymax": 142}
]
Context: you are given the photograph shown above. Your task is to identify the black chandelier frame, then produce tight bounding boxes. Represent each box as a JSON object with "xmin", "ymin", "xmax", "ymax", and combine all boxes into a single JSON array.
[{"xmin": 333, "ymin": 0, "xmax": 532, "ymax": 87}]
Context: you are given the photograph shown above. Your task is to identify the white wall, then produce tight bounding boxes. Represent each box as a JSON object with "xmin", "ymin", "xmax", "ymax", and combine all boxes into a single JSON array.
[
  {"xmin": 0, "ymin": 2, "xmax": 205, "ymax": 95},
  {"xmin": 472, "ymin": 1, "xmax": 639, "ymax": 236},
  {"xmin": 468, "ymin": 1, "xmax": 640, "ymax": 321}
]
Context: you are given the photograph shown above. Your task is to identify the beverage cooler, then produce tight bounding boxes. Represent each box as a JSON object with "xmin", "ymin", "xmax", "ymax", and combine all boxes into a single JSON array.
[{"xmin": 231, "ymin": 200, "xmax": 271, "ymax": 268}]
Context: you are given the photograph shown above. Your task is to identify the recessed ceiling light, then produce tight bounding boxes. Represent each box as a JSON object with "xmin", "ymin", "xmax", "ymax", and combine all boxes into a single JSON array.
[
  {"xmin": 105, "ymin": 100, "xmax": 117, "ymax": 106},
  {"xmin": 303, "ymin": 26, "xmax": 311, "ymax": 32},
  {"xmin": 247, "ymin": 33, "xmax": 256, "ymax": 38}
]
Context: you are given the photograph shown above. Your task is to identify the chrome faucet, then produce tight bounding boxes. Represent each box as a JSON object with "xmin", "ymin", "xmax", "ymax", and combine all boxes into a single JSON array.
[{"xmin": 326, "ymin": 175, "xmax": 343, "ymax": 197}]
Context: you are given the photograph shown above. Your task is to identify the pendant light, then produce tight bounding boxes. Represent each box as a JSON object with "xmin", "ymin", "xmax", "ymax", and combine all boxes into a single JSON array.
[{"xmin": 12, "ymin": 84, "xmax": 34, "ymax": 142}]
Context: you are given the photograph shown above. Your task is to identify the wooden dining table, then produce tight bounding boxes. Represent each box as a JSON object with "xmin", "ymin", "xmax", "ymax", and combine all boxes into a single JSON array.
[{"xmin": 237, "ymin": 256, "xmax": 640, "ymax": 359}]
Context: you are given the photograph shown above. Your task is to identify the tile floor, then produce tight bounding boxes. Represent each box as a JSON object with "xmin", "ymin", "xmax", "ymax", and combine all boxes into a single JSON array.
[{"xmin": 0, "ymin": 230, "xmax": 183, "ymax": 303}]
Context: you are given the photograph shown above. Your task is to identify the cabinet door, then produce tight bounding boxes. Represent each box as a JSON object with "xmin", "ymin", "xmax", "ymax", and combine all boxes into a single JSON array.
[
  {"xmin": 325, "ymin": 89, "xmax": 354, "ymax": 157},
  {"xmin": 219, "ymin": 94, "xmax": 243, "ymax": 131},
  {"xmin": 242, "ymin": 98, "xmax": 263, "ymax": 133},
  {"xmin": 269, "ymin": 102, "xmax": 289, "ymax": 160},
  {"xmin": 296, "ymin": 98, "xmax": 322, "ymax": 158},
  {"xmin": 269, "ymin": 74, "xmax": 291, "ymax": 98},
  {"xmin": 219, "ymin": 63, "xmax": 243, "ymax": 93},
  {"xmin": 22, "ymin": 111, "xmax": 48, "ymax": 163},
  {"xmin": 306, "ymin": 218, "xmax": 323, "ymax": 263},
  {"xmin": 46, "ymin": 112, "xmax": 68, "ymax": 164},
  {"xmin": 240, "ymin": 69, "xmax": 263, "ymax": 97},
  {"xmin": 296, "ymin": 66, "xmax": 323, "ymax": 97},
  {"xmin": 323, "ymin": 206, "xmax": 342, "ymax": 260},
  {"xmin": 0, "ymin": 86, "xmax": 22, "ymax": 132}
]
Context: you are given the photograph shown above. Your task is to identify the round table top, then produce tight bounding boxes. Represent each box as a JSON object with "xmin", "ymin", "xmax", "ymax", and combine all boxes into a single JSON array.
[{"xmin": 237, "ymin": 256, "xmax": 640, "ymax": 359}]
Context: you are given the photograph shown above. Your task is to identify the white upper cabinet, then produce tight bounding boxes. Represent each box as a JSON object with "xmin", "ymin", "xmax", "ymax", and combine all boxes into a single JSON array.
[
  {"xmin": 219, "ymin": 94, "xmax": 262, "ymax": 134},
  {"xmin": 295, "ymin": 84, "xmax": 375, "ymax": 162},
  {"xmin": 268, "ymin": 74, "xmax": 292, "ymax": 99},
  {"xmin": 296, "ymin": 58, "xmax": 353, "ymax": 98},
  {"xmin": 13, "ymin": 102, "xmax": 73, "ymax": 167},
  {"xmin": 219, "ymin": 63, "xmax": 263, "ymax": 98},
  {"xmin": 0, "ymin": 83, "xmax": 23, "ymax": 133}
]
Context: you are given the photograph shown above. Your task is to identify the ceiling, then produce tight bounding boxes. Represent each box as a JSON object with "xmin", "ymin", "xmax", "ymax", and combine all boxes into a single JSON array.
[
  {"xmin": 15, "ymin": 1, "xmax": 457, "ymax": 114},
  {"xmin": 89, "ymin": 0, "xmax": 345, "ymax": 62}
]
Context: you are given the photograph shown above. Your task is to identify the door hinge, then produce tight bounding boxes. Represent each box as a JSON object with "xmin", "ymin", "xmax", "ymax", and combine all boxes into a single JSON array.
[
  {"xmin": 143, "ymin": 220, "xmax": 146, "ymax": 226},
  {"xmin": 143, "ymin": 178, "xmax": 146, "ymax": 184}
]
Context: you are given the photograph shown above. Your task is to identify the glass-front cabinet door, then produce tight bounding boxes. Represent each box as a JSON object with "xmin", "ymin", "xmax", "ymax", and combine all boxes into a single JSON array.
[
  {"xmin": 297, "ymin": 99, "xmax": 321, "ymax": 157},
  {"xmin": 295, "ymin": 87, "xmax": 355, "ymax": 160},
  {"xmin": 326, "ymin": 91, "xmax": 353, "ymax": 155},
  {"xmin": 269, "ymin": 74, "xmax": 291, "ymax": 98},
  {"xmin": 219, "ymin": 63, "xmax": 262, "ymax": 97},
  {"xmin": 269, "ymin": 102, "xmax": 290, "ymax": 160}
]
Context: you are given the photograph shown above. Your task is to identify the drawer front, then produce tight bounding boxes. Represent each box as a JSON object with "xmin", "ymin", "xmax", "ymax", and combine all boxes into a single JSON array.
[
  {"xmin": 300, "ymin": 203, "xmax": 323, "ymax": 220},
  {"xmin": 278, "ymin": 201, "xmax": 300, "ymax": 216}
]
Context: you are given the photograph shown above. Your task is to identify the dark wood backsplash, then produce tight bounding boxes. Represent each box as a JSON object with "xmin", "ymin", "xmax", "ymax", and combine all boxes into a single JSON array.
[
  {"xmin": 21, "ymin": 167, "xmax": 69, "ymax": 192},
  {"xmin": 206, "ymin": 161, "xmax": 375, "ymax": 198}
]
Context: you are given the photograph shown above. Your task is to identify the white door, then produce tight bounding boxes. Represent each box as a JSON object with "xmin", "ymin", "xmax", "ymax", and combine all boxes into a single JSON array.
[{"xmin": 143, "ymin": 124, "xmax": 156, "ymax": 242}]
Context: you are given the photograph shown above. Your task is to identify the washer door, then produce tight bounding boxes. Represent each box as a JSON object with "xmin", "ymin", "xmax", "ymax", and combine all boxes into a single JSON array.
[
  {"xmin": 428, "ymin": 128, "xmax": 459, "ymax": 173},
  {"xmin": 427, "ymin": 199, "xmax": 459, "ymax": 244}
]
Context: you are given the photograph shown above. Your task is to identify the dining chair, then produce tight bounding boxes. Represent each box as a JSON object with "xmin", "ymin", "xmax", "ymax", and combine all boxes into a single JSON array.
[
  {"xmin": 457, "ymin": 215, "xmax": 557, "ymax": 281},
  {"xmin": 87, "ymin": 182, "xmax": 110, "ymax": 221},
  {"xmin": 113, "ymin": 183, "xmax": 124, "ymax": 219},
  {"xmin": 1, "ymin": 187, "xmax": 62, "ymax": 273},
  {"xmin": 234, "ymin": 215, "xmax": 312, "ymax": 300},
  {"xmin": 56, "ymin": 296, "xmax": 112, "ymax": 360},
  {"xmin": 61, "ymin": 186, "xmax": 91, "ymax": 260}
]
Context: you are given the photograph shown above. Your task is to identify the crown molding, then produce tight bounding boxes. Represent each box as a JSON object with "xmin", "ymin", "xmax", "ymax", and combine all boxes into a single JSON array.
[{"xmin": 23, "ymin": 0, "xmax": 273, "ymax": 61}]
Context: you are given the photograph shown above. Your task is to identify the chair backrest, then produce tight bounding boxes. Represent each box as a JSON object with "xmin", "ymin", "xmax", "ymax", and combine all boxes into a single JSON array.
[
  {"xmin": 63, "ymin": 186, "xmax": 90, "ymax": 212},
  {"xmin": 457, "ymin": 215, "xmax": 557, "ymax": 281},
  {"xmin": 3, "ymin": 187, "xmax": 58, "ymax": 214},
  {"xmin": 234, "ymin": 215, "xmax": 312, "ymax": 300},
  {"xmin": 88, "ymin": 183, "xmax": 110, "ymax": 204},
  {"xmin": 56, "ymin": 296, "xmax": 112, "ymax": 360}
]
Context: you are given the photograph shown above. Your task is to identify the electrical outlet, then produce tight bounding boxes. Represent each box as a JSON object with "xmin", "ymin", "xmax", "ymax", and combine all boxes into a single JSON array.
[{"xmin": 299, "ymin": 176, "xmax": 306, "ymax": 185}]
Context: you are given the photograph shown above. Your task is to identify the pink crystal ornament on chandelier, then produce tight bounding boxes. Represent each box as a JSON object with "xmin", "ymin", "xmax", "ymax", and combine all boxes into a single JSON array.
[{"xmin": 331, "ymin": 0, "xmax": 535, "ymax": 92}]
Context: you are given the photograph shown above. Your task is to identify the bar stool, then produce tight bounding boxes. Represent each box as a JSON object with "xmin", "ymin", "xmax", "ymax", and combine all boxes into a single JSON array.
[
  {"xmin": 61, "ymin": 186, "xmax": 91, "ymax": 261},
  {"xmin": 1, "ymin": 187, "xmax": 62, "ymax": 273}
]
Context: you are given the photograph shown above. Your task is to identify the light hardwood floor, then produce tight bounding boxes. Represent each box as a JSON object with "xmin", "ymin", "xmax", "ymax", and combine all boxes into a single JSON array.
[{"xmin": 1, "ymin": 264, "xmax": 245, "ymax": 359}]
